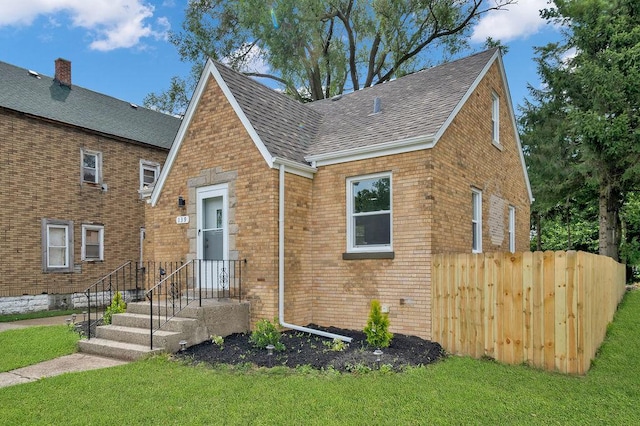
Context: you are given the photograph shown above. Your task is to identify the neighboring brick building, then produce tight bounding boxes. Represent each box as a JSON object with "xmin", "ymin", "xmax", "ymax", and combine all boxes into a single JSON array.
[
  {"xmin": 147, "ymin": 48, "xmax": 532, "ymax": 339},
  {"xmin": 0, "ymin": 58, "xmax": 181, "ymax": 313}
]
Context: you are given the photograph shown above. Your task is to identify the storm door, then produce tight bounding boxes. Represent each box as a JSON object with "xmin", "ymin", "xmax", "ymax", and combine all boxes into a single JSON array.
[{"xmin": 196, "ymin": 185, "xmax": 228, "ymax": 290}]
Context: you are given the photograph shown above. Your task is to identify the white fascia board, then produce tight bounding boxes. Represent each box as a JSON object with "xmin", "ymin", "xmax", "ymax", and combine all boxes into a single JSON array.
[
  {"xmin": 151, "ymin": 59, "xmax": 274, "ymax": 207},
  {"xmin": 272, "ymin": 157, "xmax": 317, "ymax": 179},
  {"xmin": 151, "ymin": 60, "xmax": 214, "ymax": 207},
  {"xmin": 495, "ymin": 54, "xmax": 534, "ymax": 204},
  {"xmin": 305, "ymin": 134, "xmax": 436, "ymax": 167}
]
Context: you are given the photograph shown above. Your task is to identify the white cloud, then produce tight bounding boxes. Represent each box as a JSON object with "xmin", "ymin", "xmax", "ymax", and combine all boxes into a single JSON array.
[
  {"xmin": 471, "ymin": 0, "xmax": 551, "ymax": 43},
  {"xmin": 0, "ymin": 0, "xmax": 170, "ymax": 51}
]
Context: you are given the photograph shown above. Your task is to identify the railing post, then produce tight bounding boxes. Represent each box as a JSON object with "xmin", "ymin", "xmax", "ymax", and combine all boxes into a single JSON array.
[
  {"xmin": 199, "ymin": 260, "xmax": 202, "ymax": 307},
  {"xmin": 149, "ymin": 290, "xmax": 153, "ymax": 350}
]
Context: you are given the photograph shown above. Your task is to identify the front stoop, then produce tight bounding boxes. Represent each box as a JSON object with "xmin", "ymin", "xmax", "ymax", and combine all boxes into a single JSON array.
[{"xmin": 78, "ymin": 299, "xmax": 250, "ymax": 361}]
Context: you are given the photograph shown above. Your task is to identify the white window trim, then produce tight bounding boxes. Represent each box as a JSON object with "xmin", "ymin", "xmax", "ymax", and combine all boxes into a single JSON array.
[
  {"xmin": 346, "ymin": 172, "xmax": 393, "ymax": 253},
  {"xmin": 491, "ymin": 92, "xmax": 502, "ymax": 149},
  {"xmin": 82, "ymin": 224, "xmax": 104, "ymax": 261},
  {"xmin": 509, "ymin": 206, "xmax": 516, "ymax": 253},
  {"xmin": 42, "ymin": 219, "xmax": 74, "ymax": 273},
  {"xmin": 81, "ymin": 149, "xmax": 102, "ymax": 184},
  {"xmin": 139, "ymin": 160, "xmax": 160, "ymax": 191},
  {"xmin": 472, "ymin": 189, "xmax": 482, "ymax": 253}
]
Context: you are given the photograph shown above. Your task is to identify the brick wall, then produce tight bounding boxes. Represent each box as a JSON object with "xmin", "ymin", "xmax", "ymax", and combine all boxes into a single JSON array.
[
  {"xmin": 430, "ymin": 62, "xmax": 531, "ymax": 255},
  {"xmin": 0, "ymin": 108, "xmax": 167, "ymax": 296},
  {"xmin": 145, "ymin": 78, "xmax": 282, "ymax": 325}
]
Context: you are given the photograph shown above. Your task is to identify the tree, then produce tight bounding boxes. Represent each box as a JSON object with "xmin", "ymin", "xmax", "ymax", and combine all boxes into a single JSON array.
[
  {"xmin": 521, "ymin": 0, "xmax": 640, "ymax": 261},
  {"xmin": 145, "ymin": 0, "xmax": 515, "ymax": 114}
]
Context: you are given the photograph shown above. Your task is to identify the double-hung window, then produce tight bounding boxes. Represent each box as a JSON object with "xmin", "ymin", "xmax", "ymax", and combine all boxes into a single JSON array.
[
  {"xmin": 491, "ymin": 92, "xmax": 500, "ymax": 146},
  {"xmin": 347, "ymin": 173, "xmax": 392, "ymax": 253},
  {"xmin": 81, "ymin": 149, "xmax": 102, "ymax": 184},
  {"xmin": 42, "ymin": 219, "xmax": 74, "ymax": 272},
  {"xmin": 472, "ymin": 189, "xmax": 482, "ymax": 253},
  {"xmin": 508, "ymin": 206, "xmax": 516, "ymax": 253},
  {"xmin": 140, "ymin": 160, "xmax": 160, "ymax": 190},
  {"xmin": 82, "ymin": 224, "xmax": 104, "ymax": 261}
]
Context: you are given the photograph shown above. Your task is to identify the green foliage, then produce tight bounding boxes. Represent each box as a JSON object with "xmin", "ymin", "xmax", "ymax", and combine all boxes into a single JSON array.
[
  {"xmin": 250, "ymin": 318, "xmax": 285, "ymax": 351},
  {"xmin": 522, "ymin": 0, "xmax": 640, "ymax": 261},
  {"xmin": 621, "ymin": 193, "xmax": 640, "ymax": 266},
  {"xmin": 322, "ymin": 338, "xmax": 349, "ymax": 352},
  {"xmin": 147, "ymin": 0, "xmax": 516, "ymax": 113},
  {"xmin": 103, "ymin": 292, "xmax": 126, "ymax": 325},
  {"xmin": 363, "ymin": 300, "xmax": 393, "ymax": 349},
  {"xmin": 210, "ymin": 335, "xmax": 224, "ymax": 349}
]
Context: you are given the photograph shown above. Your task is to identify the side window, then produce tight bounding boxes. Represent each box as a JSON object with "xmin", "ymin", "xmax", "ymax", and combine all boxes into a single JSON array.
[
  {"xmin": 472, "ymin": 189, "xmax": 482, "ymax": 253},
  {"xmin": 347, "ymin": 173, "xmax": 392, "ymax": 252},
  {"xmin": 82, "ymin": 224, "xmax": 104, "ymax": 261},
  {"xmin": 42, "ymin": 219, "xmax": 74, "ymax": 273},
  {"xmin": 492, "ymin": 92, "xmax": 500, "ymax": 146},
  {"xmin": 140, "ymin": 160, "xmax": 160, "ymax": 190},
  {"xmin": 509, "ymin": 206, "xmax": 516, "ymax": 253},
  {"xmin": 81, "ymin": 149, "xmax": 102, "ymax": 184}
]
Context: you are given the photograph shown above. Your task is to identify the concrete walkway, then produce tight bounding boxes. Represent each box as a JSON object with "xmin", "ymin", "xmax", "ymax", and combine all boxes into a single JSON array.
[{"xmin": 0, "ymin": 315, "xmax": 129, "ymax": 389}]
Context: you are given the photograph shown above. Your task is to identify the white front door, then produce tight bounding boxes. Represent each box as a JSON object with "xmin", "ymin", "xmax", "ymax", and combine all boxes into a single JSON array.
[{"xmin": 196, "ymin": 185, "xmax": 228, "ymax": 290}]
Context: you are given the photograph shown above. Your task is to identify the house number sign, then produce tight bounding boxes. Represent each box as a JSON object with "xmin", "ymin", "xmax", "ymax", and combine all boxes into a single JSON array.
[{"xmin": 176, "ymin": 215, "xmax": 190, "ymax": 224}]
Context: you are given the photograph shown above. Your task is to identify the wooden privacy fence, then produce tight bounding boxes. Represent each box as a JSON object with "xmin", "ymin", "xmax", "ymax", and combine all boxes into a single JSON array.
[{"xmin": 432, "ymin": 251, "xmax": 626, "ymax": 375}]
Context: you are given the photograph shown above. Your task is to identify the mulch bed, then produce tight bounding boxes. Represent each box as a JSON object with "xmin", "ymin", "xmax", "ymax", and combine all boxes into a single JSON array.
[{"xmin": 174, "ymin": 325, "xmax": 446, "ymax": 373}]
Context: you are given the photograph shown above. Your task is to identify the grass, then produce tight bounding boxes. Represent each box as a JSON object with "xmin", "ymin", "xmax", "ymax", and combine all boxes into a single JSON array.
[
  {"xmin": 0, "ymin": 309, "xmax": 81, "ymax": 323},
  {"xmin": 0, "ymin": 292, "xmax": 639, "ymax": 424},
  {"xmin": 0, "ymin": 325, "xmax": 80, "ymax": 372}
]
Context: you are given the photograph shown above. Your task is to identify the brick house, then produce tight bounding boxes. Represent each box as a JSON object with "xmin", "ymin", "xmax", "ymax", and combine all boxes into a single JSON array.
[
  {"xmin": 0, "ymin": 58, "xmax": 181, "ymax": 313},
  {"xmin": 147, "ymin": 48, "xmax": 532, "ymax": 339}
]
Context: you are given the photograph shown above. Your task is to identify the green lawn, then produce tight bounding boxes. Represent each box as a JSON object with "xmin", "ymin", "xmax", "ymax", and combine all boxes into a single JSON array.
[
  {"xmin": 0, "ymin": 309, "xmax": 81, "ymax": 323},
  {"xmin": 0, "ymin": 325, "xmax": 80, "ymax": 372},
  {"xmin": 0, "ymin": 292, "xmax": 639, "ymax": 424}
]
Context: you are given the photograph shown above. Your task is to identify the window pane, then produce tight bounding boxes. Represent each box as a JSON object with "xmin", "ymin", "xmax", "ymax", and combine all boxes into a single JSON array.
[
  {"xmin": 353, "ymin": 177, "xmax": 390, "ymax": 213},
  {"xmin": 143, "ymin": 168, "xmax": 156, "ymax": 184},
  {"xmin": 85, "ymin": 244, "xmax": 100, "ymax": 259},
  {"xmin": 354, "ymin": 214, "xmax": 390, "ymax": 246},
  {"xmin": 83, "ymin": 154, "xmax": 96, "ymax": 168},
  {"xmin": 83, "ymin": 168, "xmax": 96, "ymax": 182},
  {"xmin": 472, "ymin": 222, "xmax": 478, "ymax": 250},
  {"xmin": 85, "ymin": 230, "xmax": 99, "ymax": 244},
  {"xmin": 49, "ymin": 247, "xmax": 66, "ymax": 267},
  {"xmin": 49, "ymin": 227, "xmax": 66, "ymax": 246}
]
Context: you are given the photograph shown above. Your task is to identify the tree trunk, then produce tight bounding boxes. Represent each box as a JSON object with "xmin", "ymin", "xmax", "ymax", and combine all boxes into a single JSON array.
[
  {"xmin": 599, "ymin": 181, "xmax": 622, "ymax": 261},
  {"xmin": 535, "ymin": 211, "xmax": 542, "ymax": 251}
]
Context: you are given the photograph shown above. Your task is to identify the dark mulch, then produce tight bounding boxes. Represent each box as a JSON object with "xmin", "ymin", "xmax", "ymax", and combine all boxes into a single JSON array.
[{"xmin": 174, "ymin": 325, "xmax": 446, "ymax": 373}]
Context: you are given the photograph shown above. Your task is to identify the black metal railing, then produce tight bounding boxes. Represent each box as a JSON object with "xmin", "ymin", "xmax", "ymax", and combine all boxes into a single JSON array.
[
  {"xmin": 145, "ymin": 259, "xmax": 244, "ymax": 349},
  {"xmin": 83, "ymin": 261, "xmax": 140, "ymax": 339}
]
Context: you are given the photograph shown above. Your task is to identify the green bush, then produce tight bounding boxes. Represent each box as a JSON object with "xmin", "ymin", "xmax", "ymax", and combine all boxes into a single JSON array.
[
  {"xmin": 363, "ymin": 300, "xmax": 393, "ymax": 348},
  {"xmin": 103, "ymin": 292, "xmax": 126, "ymax": 325},
  {"xmin": 250, "ymin": 318, "xmax": 285, "ymax": 351}
]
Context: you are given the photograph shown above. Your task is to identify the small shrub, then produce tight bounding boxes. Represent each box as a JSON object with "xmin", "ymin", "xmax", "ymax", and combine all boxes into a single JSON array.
[
  {"xmin": 322, "ymin": 338, "xmax": 349, "ymax": 352},
  {"xmin": 103, "ymin": 292, "xmax": 126, "ymax": 325},
  {"xmin": 211, "ymin": 335, "xmax": 224, "ymax": 349},
  {"xmin": 250, "ymin": 318, "xmax": 285, "ymax": 351},
  {"xmin": 363, "ymin": 300, "xmax": 393, "ymax": 348}
]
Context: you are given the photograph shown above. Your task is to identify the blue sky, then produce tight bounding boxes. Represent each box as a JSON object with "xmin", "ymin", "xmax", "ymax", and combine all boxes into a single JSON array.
[{"xmin": 0, "ymin": 1, "xmax": 562, "ymax": 114}]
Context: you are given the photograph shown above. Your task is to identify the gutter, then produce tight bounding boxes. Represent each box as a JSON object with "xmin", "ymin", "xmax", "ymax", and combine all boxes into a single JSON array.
[{"xmin": 277, "ymin": 163, "xmax": 352, "ymax": 343}]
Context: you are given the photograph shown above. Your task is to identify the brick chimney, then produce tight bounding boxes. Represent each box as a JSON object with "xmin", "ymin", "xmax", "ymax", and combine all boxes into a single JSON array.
[{"xmin": 54, "ymin": 58, "xmax": 71, "ymax": 87}]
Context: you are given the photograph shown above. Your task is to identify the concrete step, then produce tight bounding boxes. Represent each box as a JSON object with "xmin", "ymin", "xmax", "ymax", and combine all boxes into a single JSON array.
[
  {"xmin": 126, "ymin": 301, "xmax": 200, "ymax": 318},
  {"xmin": 95, "ymin": 325, "xmax": 183, "ymax": 352},
  {"xmin": 78, "ymin": 338, "xmax": 164, "ymax": 361},
  {"xmin": 112, "ymin": 312, "xmax": 198, "ymax": 333}
]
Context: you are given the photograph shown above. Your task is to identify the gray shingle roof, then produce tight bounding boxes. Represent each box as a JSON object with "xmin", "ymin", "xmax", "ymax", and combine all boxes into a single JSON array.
[
  {"xmin": 0, "ymin": 61, "xmax": 181, "ymax": 149},
  {"xmin": 215, "ymin": 62, "xmax": 321, "ymax": 163},
  {"xmin": 218, "ymin": 48, "xmax": 498, "ymax": 164}
]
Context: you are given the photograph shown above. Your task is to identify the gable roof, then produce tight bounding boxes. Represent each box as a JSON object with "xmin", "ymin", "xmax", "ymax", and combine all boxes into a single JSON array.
[
  {"xmin": 0, "ymin": 61, "xmax": 181, "ymax": 149},
  {"xmin": 152, "ymin": 48, "xmax": 533, "ymax": 205},
  {"xmin": 306, "ymin": 48, "xmax": 497, "ymax": 159}
]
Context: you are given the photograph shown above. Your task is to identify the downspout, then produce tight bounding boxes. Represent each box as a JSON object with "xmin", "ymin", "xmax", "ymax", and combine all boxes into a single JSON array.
[{"xmin": 278, "ymin": 164, "xmax": 352, "ymax": 342}]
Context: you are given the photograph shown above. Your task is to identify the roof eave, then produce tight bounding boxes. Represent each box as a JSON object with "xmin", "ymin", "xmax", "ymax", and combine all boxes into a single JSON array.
[{"xmin": 305, "ymin": 134, "xmax": 436, "ymax": 167}]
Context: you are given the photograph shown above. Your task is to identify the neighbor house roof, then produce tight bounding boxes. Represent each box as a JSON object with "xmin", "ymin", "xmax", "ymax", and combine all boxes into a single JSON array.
[
  {"xmin": 152, "ymin": 48, "xmax": 533, "ymax": 205},
  {"xmin": 0, "ymin": 61, "xmax": 181, "ymax": 149}
]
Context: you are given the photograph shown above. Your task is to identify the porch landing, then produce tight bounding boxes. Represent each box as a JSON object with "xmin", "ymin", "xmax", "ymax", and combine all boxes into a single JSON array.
[{"xmin": 78, "ymin": 299, "xmax": 250, "ymax": 361}]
